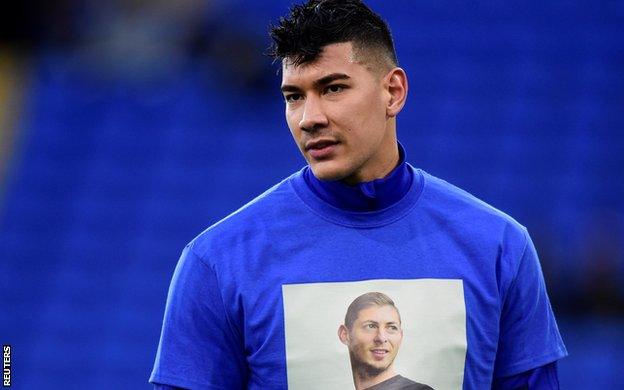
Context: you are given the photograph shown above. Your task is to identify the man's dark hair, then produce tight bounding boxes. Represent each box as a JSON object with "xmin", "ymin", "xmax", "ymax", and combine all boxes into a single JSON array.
[
  {"xmin": 344, "ymin": 292, "xmax": 401, "ymax": 330},
  {"xmin": 269, "ymin": 0, "xmax": 398, "ymax": 69}
]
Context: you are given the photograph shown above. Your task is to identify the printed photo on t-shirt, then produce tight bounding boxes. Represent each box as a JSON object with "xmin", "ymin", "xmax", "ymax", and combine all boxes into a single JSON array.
[{"xmin": 282, "ymin": 279, "xmax": 466, "ymax": 390}]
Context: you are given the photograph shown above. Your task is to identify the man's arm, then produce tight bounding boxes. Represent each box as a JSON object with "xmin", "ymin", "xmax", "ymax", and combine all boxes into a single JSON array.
[
  {"xmin": 149, "ymin": 244, "xmax": 247, "ymax": 389},
  {"xmin": 153, "ymin": 384, "xmax": 187, "ymax": 390},
  {"xmin": 493, "ymin": 361, "xmax": 560, "ymax": 390},
  {"xmin": 493, "ymin": 229, "xmax": 567, "ymax": 385}
]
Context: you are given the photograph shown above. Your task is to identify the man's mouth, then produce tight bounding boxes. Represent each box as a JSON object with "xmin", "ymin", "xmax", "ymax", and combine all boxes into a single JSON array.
[
  {"xmin": 305, "ymin": 139, "xmax": 340, "ymax": 159},
  {"xmin": 305, "ymin": 139, "xmax": 339, "ymax": 151},
  {"xmin": 370, "ymin": 349, "xmax": 389, "ymax": 360}
]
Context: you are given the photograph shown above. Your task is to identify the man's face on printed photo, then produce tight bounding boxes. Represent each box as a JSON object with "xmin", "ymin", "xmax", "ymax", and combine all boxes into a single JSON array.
[
  {"xmin": 281, "ymin": 42, "xmax": 396, "ymax": 185},
  {"xmin": 340, "ymin": 304, "xmax": 404, "ymax": 376}
]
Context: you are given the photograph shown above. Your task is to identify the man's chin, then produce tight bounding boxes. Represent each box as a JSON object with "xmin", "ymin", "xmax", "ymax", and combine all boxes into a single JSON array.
[
  {"xmin": 308, "ymin": 162, "xmax": 348, "ymax": 182},
  {"xmin": 351, "ymin": 357, "xmax": 392, "ymax": 379},
  {"xmin": 360, "ymin": 361, "xmax": 389, "ymax": 378}
]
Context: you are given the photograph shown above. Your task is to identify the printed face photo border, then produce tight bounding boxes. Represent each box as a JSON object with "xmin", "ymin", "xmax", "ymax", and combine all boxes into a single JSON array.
[{"xmin": 282, "ymin": 278, "xmax": 467, "ymax": 390}]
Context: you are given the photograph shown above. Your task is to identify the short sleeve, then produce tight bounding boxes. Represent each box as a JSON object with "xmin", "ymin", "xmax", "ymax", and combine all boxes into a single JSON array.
[
  {"xmin": 149, "ymin": 245, "xmax": 247, "ymax": 389},
  {"xmin": 492, "ymin": 361, "xmax": 560, "ymax": 389},
  {"xmin": 493, "ymin": 231, "xmax": 568, "ymax": 378}
]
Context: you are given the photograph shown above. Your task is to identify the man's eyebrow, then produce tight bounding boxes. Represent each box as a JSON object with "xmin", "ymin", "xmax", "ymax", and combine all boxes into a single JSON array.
[
  {"xmin": 313, "ymin": 73, "xmax": 351, "ymax": 88},
  {"xmin": 362, "ymin": 320, "xmax": 400, "ymax": 326},
  {"xmin": 280, "ymin": 73, "xmax": 351, "ymax": 93},
  {"xmin": 280, "ymin": 84, "xmax": 301, "ymax": 93}
]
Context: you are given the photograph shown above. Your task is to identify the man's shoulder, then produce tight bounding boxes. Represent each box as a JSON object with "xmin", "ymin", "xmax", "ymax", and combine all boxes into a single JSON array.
[
  {"xmin": 397, "ymin": 376, "xmax": 434, "ymax": 390},
  {"xmin": 189, "ymin": 169, "xmax": 305, "ymax": 256},
  {"xmin": 367, "ymin": 374, "xmax": 434, "ymax": 390},
  {"xmin": 419, "ymin": 170, "xmax": 526, "ymax": 231},
  {"xmin": 416, "ymin": 169, "xmax": 529, "ymax": 252},
  {"xmin": 397, "ymin": 375, "xmax": 434, "ymax": 390}
]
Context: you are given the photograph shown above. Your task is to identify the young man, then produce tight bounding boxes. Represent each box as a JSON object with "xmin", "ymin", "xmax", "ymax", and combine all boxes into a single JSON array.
[
  {"xmin": 338, "ymin": 292, "xmax": 433, "ymax": 390},
  {"xmin": 150, "ymin": 1, "xmax": 567, "ymax": 389}
]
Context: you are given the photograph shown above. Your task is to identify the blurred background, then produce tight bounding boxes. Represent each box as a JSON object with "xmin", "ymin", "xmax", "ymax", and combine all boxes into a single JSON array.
[{"xmin": 1, "ymin": 0, "xmax": 622, "ymax": 388}]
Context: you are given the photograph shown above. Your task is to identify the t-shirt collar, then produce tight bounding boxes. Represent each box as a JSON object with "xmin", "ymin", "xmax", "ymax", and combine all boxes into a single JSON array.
[{"xmin": 303, "ymin": 142, "xmax": 413, "ymax": 212}]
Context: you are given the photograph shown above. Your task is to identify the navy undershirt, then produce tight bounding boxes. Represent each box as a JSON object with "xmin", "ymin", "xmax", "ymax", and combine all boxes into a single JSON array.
[{"xmin": 303, "ymin": 142, "xmax": 414, "ymax": 212}]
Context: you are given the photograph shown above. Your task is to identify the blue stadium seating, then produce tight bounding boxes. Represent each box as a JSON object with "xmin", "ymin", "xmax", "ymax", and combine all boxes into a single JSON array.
[{"xmin": 1, "ymin": 1, "xmax": 622, "ymax": 388}]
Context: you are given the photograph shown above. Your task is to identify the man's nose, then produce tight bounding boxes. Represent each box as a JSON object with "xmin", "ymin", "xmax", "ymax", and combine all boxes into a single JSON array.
[
  {"xmin": 299, "ymin": 96, "xmax": 328, "ymax": 132},
  {"xmin": 373, "ymin": 329, "xmax": 388, "ymax": 343}
]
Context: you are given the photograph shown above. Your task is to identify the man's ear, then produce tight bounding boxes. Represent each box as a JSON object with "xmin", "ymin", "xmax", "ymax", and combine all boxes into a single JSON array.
[
  {"xmin": 397, "ymin": 327, "xmax": 404, "ymax": 345},
  {"xmin": 338, "ymin": 325, "xmax": 350, "ymax": 345},
  {"xmin": 385, "ymin": 67, "xmax": 408, "ymax": 118}
]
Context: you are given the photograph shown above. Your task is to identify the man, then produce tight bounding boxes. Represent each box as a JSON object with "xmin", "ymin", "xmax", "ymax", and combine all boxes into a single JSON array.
[
  {"xmin": 150, "ymin": 1, "xmax": 567, "ymax": 389},
  {"xmin": 338, "ymin": 292, "xmax": 433, "ymax": 390}
]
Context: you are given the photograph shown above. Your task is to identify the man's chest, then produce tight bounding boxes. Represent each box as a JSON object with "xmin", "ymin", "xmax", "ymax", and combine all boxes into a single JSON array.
[{"xmin": 216, "ymin": 237, "xmax": 502, "ymax": 390}]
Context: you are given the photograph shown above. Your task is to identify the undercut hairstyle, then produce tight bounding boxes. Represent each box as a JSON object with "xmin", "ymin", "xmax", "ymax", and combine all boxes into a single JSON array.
[
  {"xmin": 344, "ymin": 292, "xmax": 401, "ymax": 329},
  {"xmin": 268, "ymin": 0, "xmax": 398, "ymax": 70}
]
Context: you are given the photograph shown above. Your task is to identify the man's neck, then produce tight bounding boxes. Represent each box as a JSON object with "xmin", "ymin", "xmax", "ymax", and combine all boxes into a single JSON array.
[
  {"xmin": 342, "ymin": 140, "xmax": 400, "ymax": 186},
  {"xmin": 303, "ymin": 141, "xmax": 413, "ymax": 212},
  {"xmin": 353, "ymin": 366, "xmax": 397, "ymax": 390}
]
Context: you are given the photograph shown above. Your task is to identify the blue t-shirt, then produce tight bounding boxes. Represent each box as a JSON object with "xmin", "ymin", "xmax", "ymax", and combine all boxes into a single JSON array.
[{"xmin": 150, "ymin": 166, "xmax": 567, "ymax": 389}]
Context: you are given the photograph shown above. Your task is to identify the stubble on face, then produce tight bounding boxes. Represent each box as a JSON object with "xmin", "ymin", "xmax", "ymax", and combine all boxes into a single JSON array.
[
  {"xmin": 281, "ymin": 42, "xmax": 399, "ymax": 185},
  {"xmin": 344, "ymin": 305, "xmax": 403, "ymax": 384},
  {"xmin": 349, "ymin": 346, "xmax": 392, "ymax": 379}
]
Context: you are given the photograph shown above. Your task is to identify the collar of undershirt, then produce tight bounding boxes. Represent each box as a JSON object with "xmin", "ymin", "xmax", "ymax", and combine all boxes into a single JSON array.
[{"xmin": 303, "ymin": 142, "xmax": 413, "ymax": 212}]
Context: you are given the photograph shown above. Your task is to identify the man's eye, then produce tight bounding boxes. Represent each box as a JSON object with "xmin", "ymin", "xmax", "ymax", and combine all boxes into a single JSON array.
[
  {"xmin": 285, "ymin": 94, "xmax": 303, "ymax": 103},
  {"xmin": 325, "ymin": 85, "xmax": 344, "ymax": 94},
  {"xmin": 366, "ymin": 324, "xmax": 377, "ymax": 329}
]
